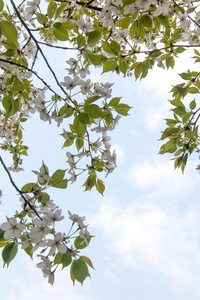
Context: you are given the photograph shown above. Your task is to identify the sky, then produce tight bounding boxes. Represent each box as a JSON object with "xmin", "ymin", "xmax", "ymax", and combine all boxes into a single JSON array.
[{"xmin": 1, "ymin": 17, "xmax": 200, "ymax": 299}]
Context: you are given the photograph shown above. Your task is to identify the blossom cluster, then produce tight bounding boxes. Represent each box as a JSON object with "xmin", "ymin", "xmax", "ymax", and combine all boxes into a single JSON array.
[{"xmin": 0, "ymin": 196, "xmax": 90, "ymax": 285}]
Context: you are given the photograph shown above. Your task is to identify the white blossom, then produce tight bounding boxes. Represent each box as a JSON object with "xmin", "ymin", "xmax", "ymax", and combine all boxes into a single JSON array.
[
  {"xmin": 1, "ymin": 218, "xmax": 25, "ymax": 239},
  {"xmin": 32, "ymin": 167, "xmax": 50, "ymax": 183},
  {"xmin": 47, "ymin": 232, "xmax": 66, "ymax": 255}
]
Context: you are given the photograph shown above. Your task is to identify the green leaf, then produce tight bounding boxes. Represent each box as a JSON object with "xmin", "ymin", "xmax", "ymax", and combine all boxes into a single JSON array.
[
  {"xmin": 53, "ymin": 27, "xmax": 69, "ymax": 41},
  {"xmin": 55, "ymin": 2, "xmax": 67, "ymax": 19},
  {"xmin": 2, "ymin": 94, "xmax": 14, "ymax": 119},
  {"xmin": 88, "ymin": 30, "xmax": 101, "ymax": 46},
  {"xmin": 122, "ymin": 0, "xmax": 135, "ymax": 6},
  {"xmin": 62, "ymin": 253, "xmax": 72, "ymax": 268},
  {"xmin": 179, "ymin": 72, "xmax": 190, "ymax": 80},
  {"xmin": 37, "ymin": 13, "xmax": 48, "ymax": 25},
  {"xmin": 87, "ymin": 52, "xmax": 102, "ymax": 65},
  {"xmin": 62, "ymin": 21, "xmax": 76, "ymax": 30},
  {"xmin": 59, "ymin": 105, "xmax": 74, "ymax": 118},
  {"xmin": 102, "ymin": 60, "xmax": 117, "ymax": 73},
  {"xmin": 48, "ymin": 169, "xmax": 68, "ymax": 189},
  {"xmin": 70, "ymin": 261, "xmax": 76, "ymax": 284},
  {"xmin": 76, "ymin": 137, "xmax": 84, "ymax": 151},
  {"xmin": 77, "ymin": 34, "xmax": 86, "ymax": 47},
  {"xmin": 24, "ymin": 244, "xmax": 33, "ymax": 259},
  {"xmin": 2, "ymin": 241, "xmax": 18, "ymax": 267},
  {"xmin": 102, "ymin": 41, "xmax": 114, "ymax": 54},
  {"xmin": 84, "ymin": 95, "xmax": 101, "ymax": 106},
  {"xmin": 78, "ymin": 113, "xmax": 90, "ymax": 124},
  {"xmin": 141, "ymin": 15, "xmax": 153, "ymax": 29},
  {"xmin": 54, "ymin": 253, "xmax": 63, "ymax": 265},
  {"xmin": 84, "ymin": 104, "xmax": 103, "ymax": 118},
  {"xmin": 37, "ymin": 192, "xmax": 50, "ymax": 203},
  {"xmin": 47, "ymin": 1, "xmax": 57, "ymax": 19},
  {"xmin": 188, "ymin": 87, "xmax": 199, "ymax": 94},
  {"xmin": 160, "ymin": 127, "xmax": 180, "ymax": 140},
  {"xmin": 52, "ymin": 179, "xmax": 68, "ymax": 189},
  {"xmin": 176, "ymin": 47, "xmax": 186, "ymax": 53},
  {"xmin": 2, "ymin": 94, "xmax": 13, "ymax": 110},
  {"xmin": 96, "ymin": 179, "xmax": 105, "ymax": 195},
  {"xmin": 115, "ymin": 103, "xmax": 131, "ymax": 116},
  {"xmin": 172, "ymin": 107, "xmax": 186, "ymax": 117},
  {"xmin": 12, "ymin": 79, "xmax": 31, "ymax": 91},
  {"xmin": 165, "ymin": 118, "xmax": 180, "ymax": 127},
  {"xmin": 166, "ymin": 56, "xmax": 175, "ymax": 69},
  {"xmin": 0, "ymin": 0, "xmax": 4, "ymax": 11},
  {"xmin": 119, "ymin": 61, "xmax": 128, "ymax": 76},
  {"xmin": 110, "ymin": 40, "xmax": 121, "ymax": 55},
  {"xmin": 170, "ymin": 98, "xmax": 185, "ymax": 108},
  {"xmin": 21, "ymin": 182, "xmax": 40, "ymax": 193},
  {"xmin": 116, "ymin": 17, "xmax": 132, "ymax": 29},
  {"xmin": 0, "ymin": 229, "xmax": 9, "ymax": 248},
  {"xmin": 74, "ymin": 236, "xmax": 92, "ymax": 249},
  {"xmin": 130, "ymin": 21, "xmax": 137, "ymax": 39},
  {"xmin": 109, "ymin": 97, "xmax": 121, "ymax": 107},
  {"xmin": 104, "ymin": 111, "xmax": 113, "ymax": 126},
  {"xmin": 134, "ymin": 62, "xmax": 143, "ymax": 80},
  {"xmin": 73, "ymin": 115, "xmax": 86, "ymax": 137},
  {"xmin": 80, "ymin": 256, "xmax": 95, "ymax": 269},
  {"xmin": 190, "ymin": 99, "xmax": 196, "ymax": 110},
  {"xmin": 62, "ymin": 138, "xmax": 74, "ymax": 148},
  {"xmin": 72, "ymin": 258, "xmax": 90, "ymax": 285},
  {"xmin": 138, "ymin": 19, "xmax": 145, "ymax": 37},
  {"xmin": 0, "ymin": 21, "xmax": 18, "ymax": 42},
  {"xmin": 53, "ymin": 22, "xmax": 62, "ymax": 28},
  {"xmin": 4, "ymin": 49, "xmax": 15, "ymax": 57},
  {"xmin": 49, "ymin": 169, "xmax": 65, "ymax": 183},
  {"xmin": 86, "ymin": 175, "xmax": 96, "ymax": 190},
  {"xmin": 0, "ymin": 240, "xmax": 9, "ymax": 248}
]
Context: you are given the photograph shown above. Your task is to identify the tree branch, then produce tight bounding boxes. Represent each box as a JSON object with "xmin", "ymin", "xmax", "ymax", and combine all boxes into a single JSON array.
[{"xmin": 0, "ymin": 155, "xmax": 42, "ymax": 220}]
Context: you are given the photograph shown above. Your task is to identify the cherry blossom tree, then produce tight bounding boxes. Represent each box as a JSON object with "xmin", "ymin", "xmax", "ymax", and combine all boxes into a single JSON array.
[{"xmin": 0, "ymin": 0, "xmax": 200, "ymax": 285}]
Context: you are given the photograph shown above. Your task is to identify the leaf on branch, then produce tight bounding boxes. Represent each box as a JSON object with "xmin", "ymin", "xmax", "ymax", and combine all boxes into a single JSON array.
[
  {"xmin": 48, "ymin": 169, "xmax": 68, "ymax": 189},
  {"xmin": 84, "ymin": 104, "xmax": 103, "ymax": 118},
  {"xmin": 0, "ymin": 21, "xmax": 18, "ymax": 43},
  {"xmin": 47, "ymin": 1, "xmax": 57, "ymax": 19},
  {"xmin": 96, "ymin": 179, "xmax": 105, "ymax": 195},
  {"xmin": 71, "ymin": 258, "xmax": 90, "ymax": 285},
  {"xmin": 102, "ymin": 60, "xmax": 117, "ymax": 73},
  {"xmin": 80, "ymin": 256, "xmax": 95, "ymax": 269},
  {"xmin": 115, "ymin": 103, "xmax": 132, "ymax": 116},
  {"xmin": 2, "ymin": 241, "xmax": 18, "ymax": 267},
  {"xmin": 53, "ymin": 27, "xmax": 69, "ymax": 41},
  {"xmin": 88, "ymin": 30, "xmax": 102, "ymax": 46},
  {"xmin": 0, "ymin": 0, "xmax": 4, "ymax": 11}
]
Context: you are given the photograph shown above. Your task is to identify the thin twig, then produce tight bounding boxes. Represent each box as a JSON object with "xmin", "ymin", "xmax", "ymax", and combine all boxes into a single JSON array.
[{"xmin": 0, "ymin": 155, "xmax": 42, "ymax": 220}]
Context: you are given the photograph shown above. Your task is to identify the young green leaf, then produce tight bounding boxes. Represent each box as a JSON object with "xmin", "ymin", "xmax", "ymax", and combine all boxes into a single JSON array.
[
  {"xmin": 2, "ymin": 241, "xmax": 18, "ymax": 267},
  {"xmin": 72, "ymin": 258, "xmax": 90, "ymax": 285}
]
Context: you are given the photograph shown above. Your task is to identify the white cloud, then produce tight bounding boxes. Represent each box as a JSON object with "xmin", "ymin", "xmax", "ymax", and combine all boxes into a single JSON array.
[
  {"xmin": 90, "ymin": 198, "xmax": 200, "ymax": 295},
  {"xmin": 125, "ymin": 158, "xmax": 199, "ymax": 196}
]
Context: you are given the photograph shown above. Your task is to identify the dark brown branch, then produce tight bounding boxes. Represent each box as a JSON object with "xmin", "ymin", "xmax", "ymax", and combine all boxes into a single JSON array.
[
  {"xmin": 37, "ymin": 40, "xmax": 81, "ymax": 51},
  {"xmin": 0, "ymin": 155, "xmax": 42, "ymax": 220}
]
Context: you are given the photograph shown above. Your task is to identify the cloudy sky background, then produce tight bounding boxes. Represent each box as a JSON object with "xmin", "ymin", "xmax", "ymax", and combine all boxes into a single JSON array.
[{"xmin": 1, "ymin": 31, "xmax": 200, "ymax": 300}]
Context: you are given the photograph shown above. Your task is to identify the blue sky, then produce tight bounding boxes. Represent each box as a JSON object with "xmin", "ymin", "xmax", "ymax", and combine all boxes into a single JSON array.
[{"xmin": 1, "ymin": 33, "xmax": 200, "ymax": 300}]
